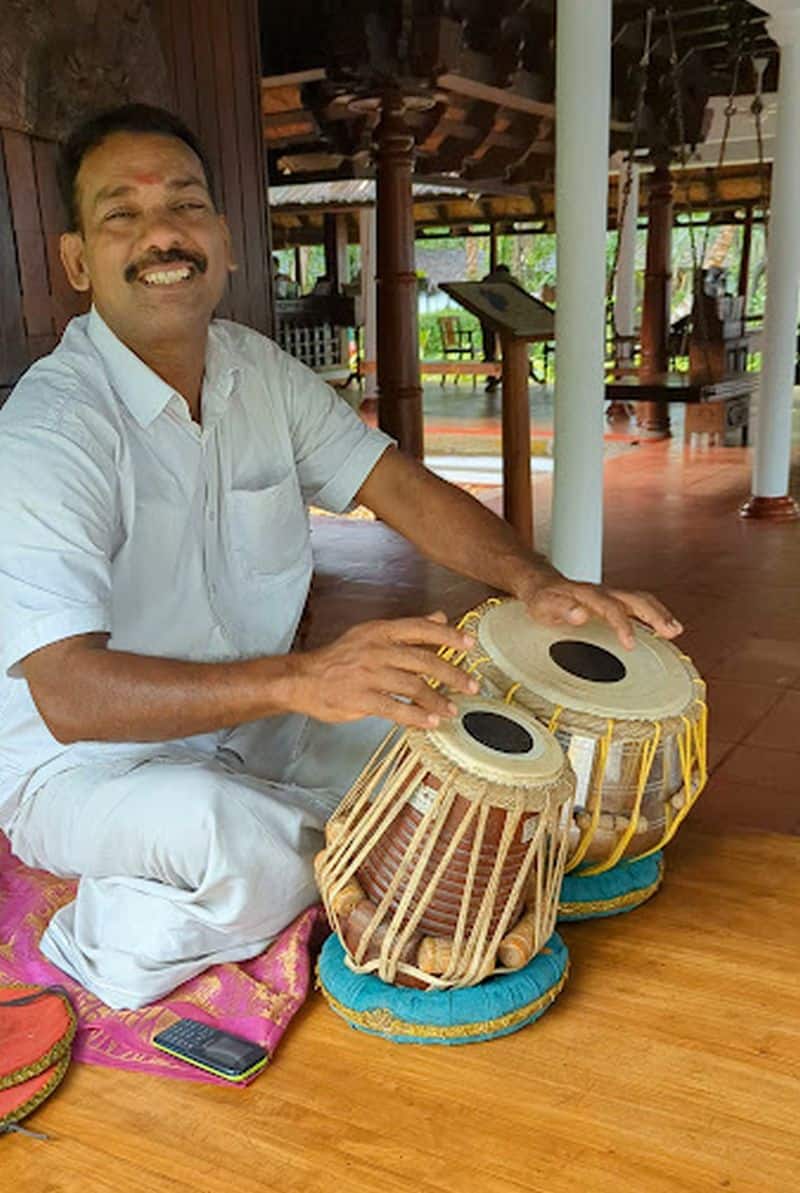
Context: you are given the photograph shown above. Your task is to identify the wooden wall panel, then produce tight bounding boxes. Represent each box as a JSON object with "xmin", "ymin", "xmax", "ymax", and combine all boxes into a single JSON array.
[
  {"xmin": 0, "ymin": 136, "xmax": 28, "ymax": 397},
  {"xmin": 229, "ymin": 0, "xmax": 273, "ymax": 335},
  {"xmin": 2, "ymin": 130, "xmax": 56, "ymax": 351},
  {"xmin": 32, "ymin": 139, "xmax": 88, "ymax": 337},
  {"xmin": 155, "ymin": 0, "xmax": 274, "ymax": 335},
  {"xmin": 0, "ymin": 130, "xmax": 89, "ymax": 400},
  {"xmin": 0, "ymin": 0, "xmax": 273, "ymax": 398}
]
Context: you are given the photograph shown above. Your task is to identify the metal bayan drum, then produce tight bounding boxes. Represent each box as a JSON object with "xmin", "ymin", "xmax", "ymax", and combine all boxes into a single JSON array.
[
  {"xmin": 448, "ymin": 600, "xmax": 708, "ymax": 885},
  {"xmin": 315, "ymin": 696, "xmax": 575, "ymax": 990}
]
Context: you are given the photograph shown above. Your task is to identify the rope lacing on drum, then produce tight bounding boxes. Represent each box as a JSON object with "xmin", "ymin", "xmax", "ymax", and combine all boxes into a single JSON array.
[
  {"xmin": 638, "ymin": 699, "xmax": 708, "ymax": 859},
  {"xmin": 580, "ymin": 722, "xmax": 663, "ymax": 876}
]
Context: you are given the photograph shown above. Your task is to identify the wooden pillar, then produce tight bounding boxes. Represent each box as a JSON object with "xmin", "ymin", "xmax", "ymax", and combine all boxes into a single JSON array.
[
  {"xmin": 738, "ymin": 205, "xmax": 754, "ymax": 303},
  {"xmin": 636, "ymin": 159, "xmax": 674, "ymax": 436},
  {"xmin": 501, "ymin": 335, "xmax": 534, "ymax": 547},
  {"xmin": 375, "ymin": 91, "xmax": 423, "ymax": 459},
  {"xmin": 323, "ymin": 214, "xmax": 339, "ymax": 288},
  {"xmin": 489, "ymin": 224, "xmax": 498, "ymax": 273},
  {"xmin": 294, "ymin": 244, "xmax": 304, "ymax": 289},
  {"xmin": 359, "ymin": 206, "xmax": 378, "ymax": 399}
]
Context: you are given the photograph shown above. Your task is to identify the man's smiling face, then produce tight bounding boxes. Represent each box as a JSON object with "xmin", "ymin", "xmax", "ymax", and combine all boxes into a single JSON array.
[{"xmin": 60, "ymin": 131, "xmax": 232, "ymax": 342}]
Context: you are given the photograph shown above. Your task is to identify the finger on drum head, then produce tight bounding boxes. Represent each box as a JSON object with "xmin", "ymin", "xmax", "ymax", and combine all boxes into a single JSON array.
[
  {"xmin": 618, "ymin": 591, "xmax": 683, "ymax": 638},
  {"xmin": 376, "ymin": 695, "xmax": 438, "ymax": 729},
  {"xmin": 581, "ymin": 592, "xmax": 634, "ymax": 649}
]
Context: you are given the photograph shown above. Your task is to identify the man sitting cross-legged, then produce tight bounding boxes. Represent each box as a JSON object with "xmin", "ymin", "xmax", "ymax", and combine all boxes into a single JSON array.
[{"xmin": 0, "ymin": 105, "xmax": 681, "ymax": 1010}]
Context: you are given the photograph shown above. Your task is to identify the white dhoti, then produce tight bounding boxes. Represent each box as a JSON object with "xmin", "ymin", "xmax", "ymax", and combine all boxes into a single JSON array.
[{"xmin": 7, "ymin": 715, "xmax": 389, "ymax": 1010}]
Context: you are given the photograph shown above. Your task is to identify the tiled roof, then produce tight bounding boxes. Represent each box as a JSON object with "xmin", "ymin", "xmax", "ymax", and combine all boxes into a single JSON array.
[{"xmin": 269, "ymin": 179, "xmax": 468, "ymax": 208}]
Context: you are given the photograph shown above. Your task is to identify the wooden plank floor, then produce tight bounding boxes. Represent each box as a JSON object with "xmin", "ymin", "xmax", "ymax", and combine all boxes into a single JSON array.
[{"xmin": 8, "ymin": 828, "xmax": 799, "ymax": 1193}]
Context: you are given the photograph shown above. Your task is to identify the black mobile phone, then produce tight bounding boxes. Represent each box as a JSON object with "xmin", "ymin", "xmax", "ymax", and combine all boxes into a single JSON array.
[{"xmin": 152, "ymin": 1018, "xmax": 269, "ymax": 1082}]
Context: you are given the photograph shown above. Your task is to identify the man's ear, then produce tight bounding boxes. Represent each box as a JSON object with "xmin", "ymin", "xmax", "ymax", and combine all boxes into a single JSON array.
[
  {"xmin": 59, "ymin": 232, "xmax": 92, "ymax": 293},
  {"xmin": 219, "ymin": 215, "xmax": 238, "ymax": 273}
]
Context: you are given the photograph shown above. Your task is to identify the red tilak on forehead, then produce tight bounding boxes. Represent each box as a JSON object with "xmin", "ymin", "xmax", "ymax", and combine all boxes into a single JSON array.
[{"xmin": 132, "ymin": 173, "xmax": 161, "ymax": 185}]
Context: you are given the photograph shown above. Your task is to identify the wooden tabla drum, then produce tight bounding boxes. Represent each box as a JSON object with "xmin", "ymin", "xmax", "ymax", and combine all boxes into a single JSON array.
[
  {"xmin": 316, "ymin": 696, "xmax": 575, "ymax": 990},
  {"xmin": 449, "ymin": 599, "xmax": 708, "ymax": 878}
]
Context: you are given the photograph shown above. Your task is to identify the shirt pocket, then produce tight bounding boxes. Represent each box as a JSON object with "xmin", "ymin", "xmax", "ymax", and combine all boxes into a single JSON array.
[{"xmin": 225, "ymin": 471, "xmax": 311, "ymax": 579}]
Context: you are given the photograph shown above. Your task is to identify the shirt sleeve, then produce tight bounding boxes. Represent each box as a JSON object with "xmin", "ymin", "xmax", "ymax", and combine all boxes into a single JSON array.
[
  {"xmin": 279, "ymin": 349, "xmax": 395, "ymax": 512},
  {"xmin": 0, "ymin": 406, "xmax": 117, "ymax": 677}
]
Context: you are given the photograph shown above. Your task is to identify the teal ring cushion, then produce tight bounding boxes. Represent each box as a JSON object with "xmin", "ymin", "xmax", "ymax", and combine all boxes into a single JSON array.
[
  {"xmin": 558, "ymin": 852, "xmax": 664, "ymax": 921},
  {"xmin": 317, "ymin": 931, "xmax": 569, "ymax": 1045}
]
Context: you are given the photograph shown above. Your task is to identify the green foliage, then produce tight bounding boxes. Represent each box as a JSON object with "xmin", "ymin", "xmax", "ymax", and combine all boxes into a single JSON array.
[{"xmin": 413, "ymin": 221, "xmax": 766, "ymax": 327}]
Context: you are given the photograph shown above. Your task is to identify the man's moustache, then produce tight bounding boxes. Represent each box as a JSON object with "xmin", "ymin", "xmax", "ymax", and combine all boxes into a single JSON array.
[{"xmin": 125, "ymin": 250, "xmax": 208, "ymax": 284}]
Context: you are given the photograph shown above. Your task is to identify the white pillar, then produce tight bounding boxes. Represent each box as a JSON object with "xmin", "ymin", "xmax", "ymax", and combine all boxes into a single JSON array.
[
  {"xmin": 615, "ymin": 158, "xmax": 640, "ymax": 342},
  {"xmin": 551, "ymin": 0, "xmax": 612, "ymax": 580},
  {"xmin": 359, "ymin": 206, "xmax": 378, "ymax": 398},
  {"xmin": 745, "ymin": 2, "xmax": 800, "ymax": 515}
]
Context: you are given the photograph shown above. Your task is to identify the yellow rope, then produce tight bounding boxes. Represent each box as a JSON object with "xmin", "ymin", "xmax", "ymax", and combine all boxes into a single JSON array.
[
  {"xmin": 580, "ymin": 722, "xmax": 662, "ymax": 876},
  {"xmin": 547, "ymin": 706, "xmax": 564, "ymax": 735},
  {"xmin": 638, "ymin": 699, "xmax": 708, "ymax": 859}
]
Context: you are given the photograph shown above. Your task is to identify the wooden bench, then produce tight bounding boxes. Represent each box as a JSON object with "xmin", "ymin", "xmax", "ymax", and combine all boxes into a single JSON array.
[
  {"xmin": 605, "ymin": 373, "xmax": 757, "ymax": 445},
  {"xmin": 420, "ymin": 360, "xmax": 502, "ymax": 387}
]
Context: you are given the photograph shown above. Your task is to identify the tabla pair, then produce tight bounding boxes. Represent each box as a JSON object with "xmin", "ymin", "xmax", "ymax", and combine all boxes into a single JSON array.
[{"xmin": 316, "ymin": 598, "xmax": 708, "ymax": 1045}]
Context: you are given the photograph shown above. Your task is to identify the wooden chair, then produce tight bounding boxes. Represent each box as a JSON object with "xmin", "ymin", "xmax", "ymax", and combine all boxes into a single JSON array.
[{"xmin": 437, "ymin": 316, "xmax": 477, "ymax": 384}]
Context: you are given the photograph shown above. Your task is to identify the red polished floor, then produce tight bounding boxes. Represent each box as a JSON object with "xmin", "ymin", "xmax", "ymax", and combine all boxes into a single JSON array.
[{"xmin": 310, "ymin": 387, "xmax": 800, "ymax": 837}]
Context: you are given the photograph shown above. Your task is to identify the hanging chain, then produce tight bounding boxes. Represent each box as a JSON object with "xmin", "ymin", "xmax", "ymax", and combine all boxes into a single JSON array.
[
  {"xmin": 699, "ymin": 54, "xmax": 741, "ymax": 269},
  {"xmin": 666, "ymin": 7, "xmax": 702, "ymax": 279},
  {"xmin": 606, "ymin": 5, "xmax": 655, "ymax": 338},
  {"xmin": 665, "ymin": 4, "xmax": 716, "ymax": 377}
]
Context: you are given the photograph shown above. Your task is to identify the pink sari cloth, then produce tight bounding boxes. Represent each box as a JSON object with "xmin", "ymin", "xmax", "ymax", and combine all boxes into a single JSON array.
[{"xmin": 0, "ymin": 832, "xmax": 328, "ymax": 1083}]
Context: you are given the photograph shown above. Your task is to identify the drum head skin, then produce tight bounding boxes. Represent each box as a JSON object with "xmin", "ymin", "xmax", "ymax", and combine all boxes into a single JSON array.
[
  {"xmin": 317, "ymin": 932, "xmax": 568, "ymax": 1045},
  {"xmin": 478, "ymin": 601, "xmax": 694, "ymax": 721},
  {"xmin": 557, "ymin": 853, "xmax": 665, "ymax": 921},
  {"xmin": 422, "ymin": 696, "xmax": 567, "ymax": 788}
]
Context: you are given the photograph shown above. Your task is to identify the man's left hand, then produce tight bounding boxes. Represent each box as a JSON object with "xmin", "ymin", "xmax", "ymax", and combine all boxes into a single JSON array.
[{"xmin": 516, "ymin": 574, "xmax": 682, "ymax": 650}]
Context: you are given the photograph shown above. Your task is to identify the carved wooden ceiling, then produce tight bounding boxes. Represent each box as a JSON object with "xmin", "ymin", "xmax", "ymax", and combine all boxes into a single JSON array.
[{"xmin": 260, "ymin": 1, "xmax": 776, "ymax": 195}]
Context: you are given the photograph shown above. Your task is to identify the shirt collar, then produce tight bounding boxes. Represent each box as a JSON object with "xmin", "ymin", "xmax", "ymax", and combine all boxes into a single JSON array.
[
  {"xmin": 86, "ymin": 307, "xmax": 238, "ymax": 429},
  {"xmin": 87, "ymin": 307, "xmax": 179, "ymax": 428}
]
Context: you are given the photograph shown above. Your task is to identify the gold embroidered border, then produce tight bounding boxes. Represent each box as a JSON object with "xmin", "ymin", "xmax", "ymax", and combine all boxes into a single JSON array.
[
  {"xmin": 0, "ymin": 990, "xmax": 77, "ymax": 1092},
  {"xmin": 0, "ymin": 1053, "xmax": 71, "ymax": 1131},
  {"xmin": 557, "ymin": 857, "xmax": 665, "ymax": 919},
  {"xmin": 318, "ymin": 961, "xmax": 569, "ymax": 1040}
]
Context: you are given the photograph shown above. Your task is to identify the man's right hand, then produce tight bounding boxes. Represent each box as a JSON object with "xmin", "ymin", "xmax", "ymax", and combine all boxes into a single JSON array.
[{"xmin": 287, "ymin": 611, "xmax": 479, "ymax": 729}]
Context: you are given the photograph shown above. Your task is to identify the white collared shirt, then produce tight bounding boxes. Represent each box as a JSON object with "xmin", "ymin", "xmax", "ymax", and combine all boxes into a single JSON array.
[{"xmin": 0, "ymin": 309, "xmax": 393, "ymax": 829}]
